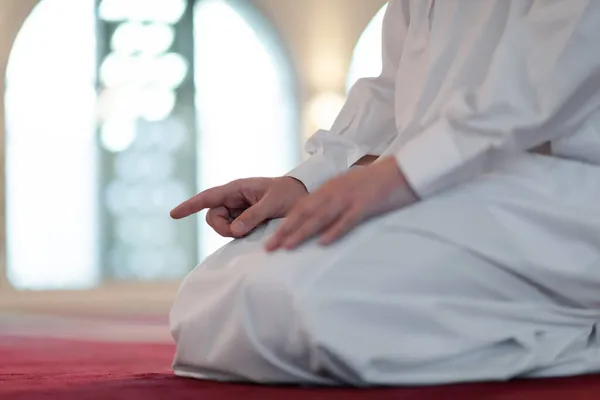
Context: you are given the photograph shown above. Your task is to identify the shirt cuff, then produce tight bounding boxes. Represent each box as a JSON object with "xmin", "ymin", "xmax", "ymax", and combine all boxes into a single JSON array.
[
  {"xmin": 394, "ymin": 120, "xmax": 482, "ymax": 198},
  {"xmin": 286, "ymin": 154, "xmax": 348, "ymax": 193}
]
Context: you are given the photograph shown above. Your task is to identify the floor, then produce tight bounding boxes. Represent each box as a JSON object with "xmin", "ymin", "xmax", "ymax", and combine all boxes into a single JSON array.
[{"xmin": 1, "ymin": 313, "xmax": 599, "ymax": 399}]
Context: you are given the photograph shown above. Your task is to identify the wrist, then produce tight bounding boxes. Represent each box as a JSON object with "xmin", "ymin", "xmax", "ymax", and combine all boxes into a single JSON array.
[
  {"xmin": 352, "ymin": 154, "xmax": 379, "ymax": 167},
  {"xmin": 378, "ymin": 156, "xmax": 420, "ymax": 203},
  {"xmin": 280, "ymin": 176, "xmax": 309, "ymax": 195}
]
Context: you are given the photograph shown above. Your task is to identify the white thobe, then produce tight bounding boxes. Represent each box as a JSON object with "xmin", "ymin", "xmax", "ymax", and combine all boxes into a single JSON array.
[
  {"xmin": 289, "ymin": 0, "xmax": 600, "ymax": 196},
  {"xmin": 171, "ymin": 0, "xmax": 600, "ymax": 385}
]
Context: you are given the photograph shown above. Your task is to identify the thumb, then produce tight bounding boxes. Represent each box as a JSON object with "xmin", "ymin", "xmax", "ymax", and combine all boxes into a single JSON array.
[{"xmin": 230, "ymin": 198, "xmax": 275, "ymax": 236}]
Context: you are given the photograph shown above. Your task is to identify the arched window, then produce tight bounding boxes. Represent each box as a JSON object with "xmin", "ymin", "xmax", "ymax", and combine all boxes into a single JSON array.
[
  {"xmin": 346, "ymin": 3, "xmax": 388, "ymax": 93},
  {"xmin": 5, "ymin": 0, "xmax": 98, "ymax": 290},
  {"xmin": 4, "ymin": 0, "xmax": 298, "ymax": 290},
  {"xmin": 194, "ymin": 0, "xmax": 298, "ymax": 258}
]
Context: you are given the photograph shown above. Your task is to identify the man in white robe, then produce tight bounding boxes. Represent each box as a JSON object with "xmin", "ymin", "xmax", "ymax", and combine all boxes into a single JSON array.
[{"xmin": 169, "ymin": 0, "xmax": 600, "ymax": 386}]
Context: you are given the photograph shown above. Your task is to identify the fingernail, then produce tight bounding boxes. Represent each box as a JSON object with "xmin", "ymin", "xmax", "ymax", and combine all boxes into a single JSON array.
[
  {"xmin": 265, "ymin": 237, "xmax": 278, "ymax": 251},
  {"xmin": 231, "ymin": 221, "xmax": 246, "ymax": 235}
]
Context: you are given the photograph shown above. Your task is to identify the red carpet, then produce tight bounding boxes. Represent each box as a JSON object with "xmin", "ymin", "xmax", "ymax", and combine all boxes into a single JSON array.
[{"xmin": 1, "ymin": 317, "xmax": 600, "ymax": 399}]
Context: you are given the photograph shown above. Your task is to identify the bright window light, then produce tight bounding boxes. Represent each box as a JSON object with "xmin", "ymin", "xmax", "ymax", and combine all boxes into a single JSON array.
[
  {"xmin": 194, "ymin": 0, "xmax": 298, "ymax": 259},
  {"xmin": 99, "ymin": 0, "xmax": 186, "ymax": 24},
  {"xmin": 346, "ymin": 3, "xmax": 388, "ymax": 93},
  {"xmin": 111, "ymin": 22, "xmax": 175, "ymax": 56},
  {"xmin": 5, "ymin": 0, "xmax": 99, "ymax": 290}
]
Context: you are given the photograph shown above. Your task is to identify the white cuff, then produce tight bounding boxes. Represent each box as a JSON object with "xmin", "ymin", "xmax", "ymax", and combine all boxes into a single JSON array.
[
  {"xmin": 286, "ymin": 154, "xmax": 348, "ymax": 193},
  {"xmin": 395, "ymin": 120, "xmax": 483, "ymax": 198}
]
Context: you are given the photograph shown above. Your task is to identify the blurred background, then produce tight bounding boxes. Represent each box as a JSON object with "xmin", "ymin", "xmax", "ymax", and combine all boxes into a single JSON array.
[{"xmin": 0, "ymin": 0, "xmax": 387, "ymax": 314}]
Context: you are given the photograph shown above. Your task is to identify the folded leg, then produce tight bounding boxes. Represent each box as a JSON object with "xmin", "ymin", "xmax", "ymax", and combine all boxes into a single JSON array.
[{"xmin": 170, "ymin": 155, "xmax": 600, "ymax": 385}]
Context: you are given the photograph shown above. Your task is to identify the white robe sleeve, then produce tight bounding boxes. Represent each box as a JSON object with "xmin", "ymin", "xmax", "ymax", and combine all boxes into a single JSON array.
[
  {"xmin": 286, "ymin": 0, "xmax": 409, "ymax": 192},
  {"xmin": 393, "ymin": 0, "xmax": 600, "ymax": 198}
]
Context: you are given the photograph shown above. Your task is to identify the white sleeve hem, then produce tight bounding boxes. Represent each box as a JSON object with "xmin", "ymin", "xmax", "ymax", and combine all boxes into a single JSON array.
[
  {"xmin": 286, "ymin": 154, "xmax": 349, "ymax": 193},
  {"xmin": 394, "ymin": 121, "xmax": 471, "ymax": 198}
]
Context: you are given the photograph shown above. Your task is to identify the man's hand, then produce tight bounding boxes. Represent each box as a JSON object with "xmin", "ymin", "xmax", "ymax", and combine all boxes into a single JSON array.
[
  {"xmin": 170, "ymin": 177, "xmax": 308, "ymax": 238},
  {"xmin": 265, "ymin": 157, "xmax": 418, "ymax": 251}
]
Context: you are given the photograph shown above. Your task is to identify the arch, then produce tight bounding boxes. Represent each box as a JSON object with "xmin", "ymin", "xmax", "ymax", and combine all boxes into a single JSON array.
[
  {"xmin": 4, "ymin": 0, "xmax": 302, "ymax": 285},
  {"xmin": 5, "ymin": 0, "xmax": 99, "ymax": 290},
  {"xmin": 194, "ymin": 0, "xmax": 299, "ymax": 258},
  {"xmin": 345, "ymin": 2, "xmax": 388, "ymax": 93}
]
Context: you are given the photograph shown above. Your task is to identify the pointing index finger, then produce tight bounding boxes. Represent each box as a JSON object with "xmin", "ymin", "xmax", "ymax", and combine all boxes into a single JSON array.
[{"xmin": 170, "ymin": 186, "xmax": 227, "ymax": 219}]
